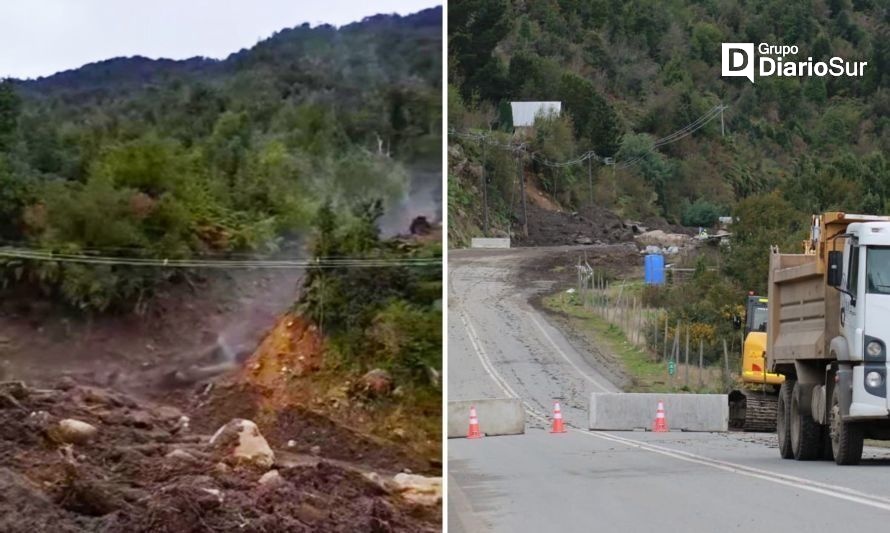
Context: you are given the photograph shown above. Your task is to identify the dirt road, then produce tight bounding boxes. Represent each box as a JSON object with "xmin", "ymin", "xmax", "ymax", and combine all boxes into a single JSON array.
[{"xmin": 448, "ymin": 246, "xmax": 890, "ymax": 532}]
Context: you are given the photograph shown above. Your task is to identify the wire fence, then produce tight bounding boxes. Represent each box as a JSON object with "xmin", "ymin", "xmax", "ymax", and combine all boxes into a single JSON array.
[{"xmin": 576, "ymin": 261, "xmax": 741, "ymax": 392}]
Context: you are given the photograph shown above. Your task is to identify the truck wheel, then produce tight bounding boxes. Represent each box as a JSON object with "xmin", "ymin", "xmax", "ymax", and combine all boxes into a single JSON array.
[
  {"xmin": 830, "ymin": 385, "xmax": 863, "ymax": 465},
  {"xmin": 777, "ymin": 380, "xmax": 794, "ymax": 459},
  {"xmin": 791, "ymin": 382, "xmax": 821, "ymax": 460}
]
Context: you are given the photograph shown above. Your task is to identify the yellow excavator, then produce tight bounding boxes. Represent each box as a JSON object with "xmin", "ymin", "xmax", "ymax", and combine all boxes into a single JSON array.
[{"xmin": 728, "ymin": 294, "xmax": 785, "ymax": 431}]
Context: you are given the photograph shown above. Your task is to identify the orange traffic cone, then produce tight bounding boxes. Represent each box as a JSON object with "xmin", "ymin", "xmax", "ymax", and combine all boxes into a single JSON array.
[
  {"xmin": 652, "ymin": 400, "xmax": 668, "ymax": 432},
  {"xmin": 467, "ymin": 405, "xmax": 482, "ymax": 439},
  {"xmin": 550, "ymin": 401, "xmax": 567, "ymax": 433}
]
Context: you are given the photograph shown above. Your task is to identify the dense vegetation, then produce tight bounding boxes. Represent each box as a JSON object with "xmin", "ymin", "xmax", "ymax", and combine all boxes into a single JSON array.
[
  {"xmin": 449, "ymin": 0, "xmax": 887, "ymax": 363},
  {"xmin": 449, "ymin": 0, "xmax": 887, "ymax": 226},
  {"xmin": 298, "ymin": 201, "xmax": 441, "ymax": 388},
  {"xmin": 0, "ymin": 7, "xmax": 441, "ymax": 312}
]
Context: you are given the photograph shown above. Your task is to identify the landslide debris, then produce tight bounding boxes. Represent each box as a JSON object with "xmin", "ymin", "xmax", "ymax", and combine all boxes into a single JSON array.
[{"xmin": 0, "ymin": 380, "xmax": 440, "ymax": 532}]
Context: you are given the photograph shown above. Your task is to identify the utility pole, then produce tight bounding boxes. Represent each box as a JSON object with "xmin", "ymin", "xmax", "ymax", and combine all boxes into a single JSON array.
[
  {"xmin": 720, "ymin": 105, "xmax": 725, "ymax": 137},
  {"xmin": 481, "ymin": 138, "xmax": 489, "ymax": 236},
  {"xmin": 517, "ymin": 152, "xmax": 528, "ymax": 238},
  {"xmin": 587, "ymin": 155, "xmax": 593, "ymax": 213}
]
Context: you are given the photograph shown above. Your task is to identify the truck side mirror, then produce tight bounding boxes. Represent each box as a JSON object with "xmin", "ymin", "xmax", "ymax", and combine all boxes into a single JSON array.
[{"xmin": 827, "ymin": 251, "xmax": 842, "ymax": 287}]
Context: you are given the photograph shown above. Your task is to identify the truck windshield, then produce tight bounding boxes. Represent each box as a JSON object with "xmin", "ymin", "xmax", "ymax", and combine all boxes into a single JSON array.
[{"xmin": 866, "ymin": 247, "xmax": 890, "ymax": 295}]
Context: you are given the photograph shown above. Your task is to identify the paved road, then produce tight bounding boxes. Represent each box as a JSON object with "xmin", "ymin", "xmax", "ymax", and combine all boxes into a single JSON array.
[{"xmin": 448, "ymin": 246, "xmax": 890, "ymax": 533}]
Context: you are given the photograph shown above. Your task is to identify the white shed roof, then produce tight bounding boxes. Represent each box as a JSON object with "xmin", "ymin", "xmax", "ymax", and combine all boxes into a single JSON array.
[{"xmin": 510, "ymin": 101, "xmax": 561, "ymax": 127}]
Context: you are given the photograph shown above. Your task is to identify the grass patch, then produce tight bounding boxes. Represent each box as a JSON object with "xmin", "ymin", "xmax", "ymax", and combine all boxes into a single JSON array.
[{"xmin": 543, "ymin": 291, "xmax": 725, "ymax": 393}]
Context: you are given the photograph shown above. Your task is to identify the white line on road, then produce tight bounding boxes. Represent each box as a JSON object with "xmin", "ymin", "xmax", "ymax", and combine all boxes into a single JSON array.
[
  {"xmin": 460, "ymin": 309, "xmax": 890, "ymax": 514},
  {"xmin": 527, "ymin": 311, "xmax": 614, "ymax": 392},
  {"xmin": 457, "ymin": 309, "xmax": 519, "ymax": 399}
]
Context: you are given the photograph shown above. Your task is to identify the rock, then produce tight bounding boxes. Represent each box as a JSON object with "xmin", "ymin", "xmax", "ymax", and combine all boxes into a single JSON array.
[
  {"xmin": 153, "ymin": 405, "xmax": 185, "ymax": 422},
  {"xmin": 29, "ymin": 410, "xmax": 51, "ymax": 425},
  {"xmin": 209, "ymin": 419, "xmax": 274, "ymax": 469},
  {"xmin": 635, "ymin": 230, "xmax": 691, "ymax": 248},
  {"xmin": 258, "ymin": 470, "xmax": 282, "ymax": 486},
  {"xmin": 309, "ymin": 445, "xmax": 321, "ymax": 456},
  {"xmin": 356, "ymin": 369, "xmax": 393, "ymax": 397},
  {"xmin": 392, "ymin": 473, "xmax": 442, "ymax": 506},
  {"xmin": 409, "ymin": 216, "xmax": 433, "ymax": 236},
  {"xmin": 287, "ymin": 440, "xmax": 297, "ymax": 449},
  {"xmin": 201, "ymin": 488, "xmax": 224, "ymax": 503},
  {"xmin": 56, "ymin": 376, "xmax": 77, "ymax": 391},
  {"xmin": 165, "ymin": 449, "xmax": 197, "ymax": 462},
  {"xmin": 124, "ymin": 410, "xmax": 154, "ymax": 429},
  {"xmin": 643, "ymin": 245, "xmax": 662, "ymax": 255},
  {"xmin": 392, "ymin": 428, "xmax": 407, "ymax": 439},
  {"xmin": 574, "ymin": 235, "xmax": 593, "ymax": 245},
  {"xmin": 57, "ymin": 419, "xmax": 98, "ymax": 444},
  {"xmin": 624, "ymin": 220, "xmax": 648, "ymax": 234}
]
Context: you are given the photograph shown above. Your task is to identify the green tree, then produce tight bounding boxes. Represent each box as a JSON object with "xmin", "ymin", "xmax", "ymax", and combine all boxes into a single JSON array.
[
  {"xmin": 722, "ymin": 193, "xmax": 807, "ymax": 294},
  {"xmin": 0, "ymin": 79, "xmax": 21, "ymax": 150},
  {"xmin": 559, "ymin": 73, "xmax": 621, "ymax": 156}
]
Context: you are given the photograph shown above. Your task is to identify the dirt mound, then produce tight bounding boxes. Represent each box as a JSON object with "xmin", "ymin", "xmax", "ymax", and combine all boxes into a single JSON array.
[
  {"xmin": 224, "ymin": 314, "xmax": 439, "ymax": 474},
  {"xmin": 0, "ymin": 381, "xmax": 440, "ymax": 532},
  {"xmin": 515, "ymin": 203, "xmax": 633, "ymax": 246}
]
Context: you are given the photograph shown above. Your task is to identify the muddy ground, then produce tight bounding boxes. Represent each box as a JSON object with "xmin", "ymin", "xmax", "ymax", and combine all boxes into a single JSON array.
[
  {"xmin": 511, "ymin": 242, "xmax": 648, "ymax": 390},
  {"xmin": 0, "ymin": 380, "xmax": 439, "ymax": 532},
  {"xmin": 0, "ymin": 259, "xmax": 441, "ymax": 531},
  {"xmin": 0, "ymin": 269, "xmax": 440, "ymax": 531}
]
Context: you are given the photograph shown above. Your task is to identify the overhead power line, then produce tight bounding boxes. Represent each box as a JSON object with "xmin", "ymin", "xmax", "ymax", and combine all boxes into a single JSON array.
[
  {"xmin": 448, "ymin": 104, "xmax": 728, "ymax": 170},
  {"xmin": 0, "ymin": 247, "xmax": 441, "ymax": 269}
]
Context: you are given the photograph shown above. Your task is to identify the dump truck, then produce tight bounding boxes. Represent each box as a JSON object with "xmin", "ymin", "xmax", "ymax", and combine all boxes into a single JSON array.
[
  {"xmin": 728, "ymin": 294, "xmax": 785, "ymax": 431},
  {"xmin": 769, "ymin": 212, "xmax": 890, "ymax": 465}
]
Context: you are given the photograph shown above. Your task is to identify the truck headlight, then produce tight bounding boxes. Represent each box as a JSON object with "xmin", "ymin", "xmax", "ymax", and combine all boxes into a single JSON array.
[
  {"xmin": 867, "ymin": 341, "xmax": 883, "ymax": 357},
  {"xmin": 866, "ymin": 371, "xmax": 884, "ymax": 388}
]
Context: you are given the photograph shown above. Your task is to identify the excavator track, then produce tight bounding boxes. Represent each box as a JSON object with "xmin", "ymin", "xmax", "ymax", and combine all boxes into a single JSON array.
[{"xmin": 728, "ymin": 389, "xmax": 778, "ymax": 432}]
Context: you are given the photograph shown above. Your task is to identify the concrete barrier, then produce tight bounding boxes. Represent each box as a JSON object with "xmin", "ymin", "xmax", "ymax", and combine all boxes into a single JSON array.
[
  {"xmin": 448, "ymin": 398, "xmax": 525, "ymax": 438},
  {"xmin": 589, "ymin": 393, "xmax": 728, "ymax": 432},
  {"xmin": 470, "ymin": 237, "xmax": 510, "ymax": 249}
]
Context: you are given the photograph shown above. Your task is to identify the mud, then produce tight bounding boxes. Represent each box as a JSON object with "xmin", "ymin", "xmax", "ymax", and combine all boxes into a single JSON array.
[
  {"xmin": 513, "ymin": 203, "xmax": 634, "ymax": 247},
  {"xmin": 0, "ymin": 380, "xmax": 440, "ymax": 532}
]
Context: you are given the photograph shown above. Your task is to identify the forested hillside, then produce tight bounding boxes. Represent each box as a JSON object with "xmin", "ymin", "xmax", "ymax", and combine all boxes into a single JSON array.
[
  {"xmin": 449, "ymin": 0, "xmax": 888, "ymax": 252},
  {"xmin": 0, "ymin": 7, "xmax": 441, "ymax": 311}
]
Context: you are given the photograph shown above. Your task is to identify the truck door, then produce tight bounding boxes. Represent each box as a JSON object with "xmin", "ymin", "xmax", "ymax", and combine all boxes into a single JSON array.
[{"xmin": 841, "ymin": 237, "xmax": 860, "ymax": 358}]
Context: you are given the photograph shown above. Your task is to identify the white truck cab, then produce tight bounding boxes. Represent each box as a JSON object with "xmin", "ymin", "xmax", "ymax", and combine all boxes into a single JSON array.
[{"xmin": 832, "ymin": 221, "xmax": 890, "ymax": 419}]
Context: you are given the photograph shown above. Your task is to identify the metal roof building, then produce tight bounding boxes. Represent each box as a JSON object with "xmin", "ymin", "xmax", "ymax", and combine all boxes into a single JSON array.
[{"xmin": 510, "ymin": 101, "xmax": 561, "ymax": 127}]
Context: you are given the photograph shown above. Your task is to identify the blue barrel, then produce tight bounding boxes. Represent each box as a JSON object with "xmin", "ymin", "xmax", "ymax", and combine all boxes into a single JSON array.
[{"xmin": 644, "ymin": 254, "xmax": 665, "ymax": 285}]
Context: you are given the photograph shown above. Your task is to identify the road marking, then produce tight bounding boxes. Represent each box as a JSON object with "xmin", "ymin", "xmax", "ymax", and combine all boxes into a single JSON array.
[
  {"xmin": 458, "ymin": 309, "xmax": 519, "ymax": 399},
  {"xmin": 527, "ymin": 311, "xmax": 614, "ymax": 392},
  {"xmin": 461, "ymin": 309, "xmax": 890, "ymax": 513},
  {"xmin": 583, "ymin": 429, "xmax": 890, "ymax": 512},
  {"xmin": 520, "ymin": 404, "xmax": 890, "ymax": 512},
  {"xmin": 457, "ymin": 309, "xmax": 546, "ymax": 415}
]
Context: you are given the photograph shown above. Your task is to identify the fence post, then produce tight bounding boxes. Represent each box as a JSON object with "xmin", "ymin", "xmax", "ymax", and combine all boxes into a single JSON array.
[
  {"xmin": 662, "ymin": 316, "xmax": 669, "ymax": 362},
  {"xmin": 698, "ymin": 339, "xmax": 704, "ymax": 389},
  {"xmin": 670, "ymin": 321, "xmax": 680, "ymax": 388},
  {"xmin": 684, "ymin": 325, "xmax": 690, "ymax": 388},
  {"xmin": 722, "ymin": 339, "xmax": 730, "ymax": 392},
  {"xmin": 652, "ymin": 311, "xmax": 658, "ymax": 361}
]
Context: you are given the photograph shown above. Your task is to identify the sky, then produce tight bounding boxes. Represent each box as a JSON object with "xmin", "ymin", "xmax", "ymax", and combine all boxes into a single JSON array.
[{"xmin": 0, "ymin": 0, "xmax": 441, "ymax": 79}]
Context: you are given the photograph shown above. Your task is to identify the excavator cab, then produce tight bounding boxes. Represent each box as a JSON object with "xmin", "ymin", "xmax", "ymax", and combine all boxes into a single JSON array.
[{"xmin": 739, "ymin": 295, "xmax": 784, "ymax": 386}]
